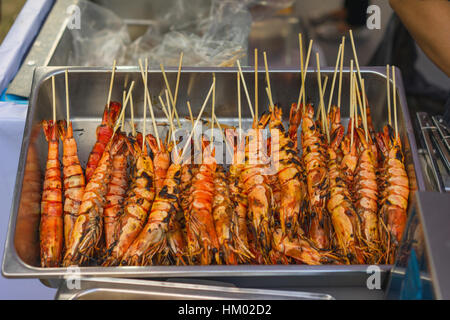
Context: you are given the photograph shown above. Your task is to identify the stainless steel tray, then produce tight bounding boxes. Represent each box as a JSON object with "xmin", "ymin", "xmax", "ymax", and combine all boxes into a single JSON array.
[
  {"xmin": 55, "ymin": 278, "xmax": 334, "ymax": 300},
  {"xmin": 2, "ymin": 66, "xmax": 424, "ymax": 289}
]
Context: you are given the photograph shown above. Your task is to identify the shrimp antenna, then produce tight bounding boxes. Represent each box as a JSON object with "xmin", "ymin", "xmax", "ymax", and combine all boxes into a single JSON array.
[
  {"xmin": 237, "ymin": 72, "xmax": 242, "ymax": 142},
  {"xmin": 106, "ymin": 60, "xmax": 117, "ymax": 110},
  {"xmin": 298, "ymin": 33, "xmax": 304, "ymax": 110},
  {"xmin": 316, "ymin": 52, "xmax": 329, "ymax": 143},
  {"xmin": 159, "ymin": 92, "xmax": 179, "ymax": 159},
  {"xmin": 316, "ymin": 76, "xmax": 328, "ymax": 122},
  {"xmin": 350, "ymin": 60, "xmax": 354, "ymax": 149}
]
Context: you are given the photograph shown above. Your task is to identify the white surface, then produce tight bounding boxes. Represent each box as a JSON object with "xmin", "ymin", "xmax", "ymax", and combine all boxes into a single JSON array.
[
  {"xmin": 0, "ymin": 0, "xmax": 54, "ymax": 95},
  {"xmin": 0, "ymin": 102, "xmax": 56, "ymax": 299}
]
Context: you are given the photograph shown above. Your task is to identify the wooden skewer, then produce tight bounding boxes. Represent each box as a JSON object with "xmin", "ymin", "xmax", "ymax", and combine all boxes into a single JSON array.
[
  {"xmin": 297, "ymin": 39, "xmax": 313, "ymax": 112},
  {"xmin": 337, "ymin": 36, "xmax": 345, "ymax": 109},
  {"xmin": 316, "ymin": 76, "xmax": 329, "ymax": 122},
  {"xmin": 159, "ymin": 95, "xmax": 178, "ymax": 152},
  {"xmin": 64, "ymin": 70, "xmax": 70, "ymax": 128},
  {"xmin": 213, "ymin": 113, "xmax": 233, "ymax": 159},
  {"xmin": 386, "ymin": 64, "xmax": 391, "ymax": 126},
  {"xmin": 52, "ymin": 76, "xmax": 56, "ymax": 124},
  {"xmin": 106, "ymin": 60, "xmax": 117, "ymax": 110},
  {"xmin": 350, "ymin": 60, "xmax": 354, "ymax": 149},
  {"xmin": 254, "ymin": 48, "xmax": 258, "ymax": 124},
  {"xmin": 211, "ymin": 73, "xmax": 216, "ymax": 144},
  {"xmin": 129, "ymin": 91, "xmax": 136, "ymax": 137},
  {"xmin": 180, "ymin": 77, "xmax": 216, "ymax": 160},
  {"xmin": 316, "ymin": 52, "xmax": 329, "ymax": 142},
  {"xmin": 349, "ymin": 29, "xmax": 369, "ymax": 119},
  {"xmin": 354, "ymin": 75, "xmax": 367, "ymax": 134},
  {"xmin": 236, "ymin": 60, "xmax": 255, "ymax": 120},
  {"xmin": 299, "ymin": 33, "xmax": 304, "ymax": 108},
  {"xmin": 186, "ymin": 101, "xmax": 194, "ymax": 127},
  {"xmin": 361, "ymin": 78, "xmax": 368, "ymax": 142},
  {"xmin": 327, "ymin": 44, "xmax": 343, "ymax": 114},
  {"xmin": 263, "ymin": 51, "xmax": 273, "ymax": 112},
  {"xmin": 160, "ymin": 63, "xmax": 182, "ymax": 128},
  {"xmin": 113, "ymin": 81, "xmax": 135, "ymax": 135},
  {"xmin": 160, "ymin": 92, "xmax": 179, "ymax": 157},
  {"xmin": 171, "ymin": 52, "xmax": 184, "ymax": 124},
  {"xmin": 265, "ymin": 87, "xmax": 274, "ymax": 110},
  {"xmin": 139, "ymin": 59, "xmax": 161, "ymax": 150},
  {"xmin": 353, "ymin": 75, "xmax": 358, "ymax": 129},
  {"xmin": 121, "ymin": 90, "xmax": 126, "ymax": 129},
  {"xmin": 392, "ymin": 65, "xmax": 398, "ymax": 139},
  {"xmin": 237, "ymin": 72, "xmax": 242, "ymax": 142}
]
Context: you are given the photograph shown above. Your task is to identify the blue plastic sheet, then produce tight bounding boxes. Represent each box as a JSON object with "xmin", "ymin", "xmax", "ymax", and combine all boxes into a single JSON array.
[{"xmin": 0, "ymin": 0, "xmax": 54, "ymax": 97}]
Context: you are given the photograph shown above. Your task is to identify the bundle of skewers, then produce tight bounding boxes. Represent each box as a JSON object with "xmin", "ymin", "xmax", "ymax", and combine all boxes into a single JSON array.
[{"xmin": 39, "ymin": 31, "xmax": 409, "ymax": 268}]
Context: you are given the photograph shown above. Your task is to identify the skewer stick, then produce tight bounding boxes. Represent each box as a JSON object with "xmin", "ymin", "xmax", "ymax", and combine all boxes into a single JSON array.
[
  {"xmin": 180, "ymin": 78, "xmax": 216, "ymax": 159},
  {"xmin": 160, "ymin": 63, "xmax": 182, "ymax": 128},
  {"xmin": 139, "ymin": 59, "xmax": 161, "ymax": 149},
  {"xmin": 353, "ymin": 75, "xmax": 358, "ymax": 129},
  {"xmin": 213, "ymin": 113, "xmax": 233, "ymax": 158},
  {"xmin": 160, "ymin": 92, "xmax": 179, "ymax": 157},
  {"xmin": 297, "ymin": 39, "xmax": 313, "ymax": 112},
  {"xmin": 327, "ymin": 44, "xmax": 343, "ymax": 114},
  {"xmin": 265, "ymin": 87, "xmax": 274, "ymax": 110},
  {"xmin": 386, "ymin": 64, "xmax": 391, "ymax": 126},
  {"xmin": 350, "ymin": 60, "xmax": 354, "ymax": 149},
  {"xmin": 316, "ymin": 53, "xmax": 329, "ymax": 142},
  {"xmin": 172, "ymin": 52, "xmax": 184, "ymax": 122},
  {"xmin": 316, "ymin": 76, "xmax": 329, "ymax": 122},
  {"xmin": 337, "ymin": 36, "xmax": 345, "ymax": 109},
  {"xmin": 106, "ymin": 60, "xmax": 116, "ymax": 110},
  {"xmin": 211, "ymin": 73, "xmax": 216, "ymax": 144},
  {"xmin": 236, "ymin": 60, "xmax": 255, "ymax": 119},
  {"xmin": 129, "ymin": 91, "xmax": 136, "ymax": 137},
  {"xmin": 299, "ymin": 33, "xmax": 304, "ymax": 107},
  {"xmin": 113, "ymin": 81, "xmax": 135, "ymax": 135},
  {"xmin": 263, "ymin": 51, "xmax": 273, "ymax": 112},
  {"xmin": 65, "ymin": 70, "xmax": 70, "ymax": 128},
  {"xmin": 361, "ymin": 78, "xmax": 368, "ymax": 142},
  {"xmin": 52, "ymin": 76, "xmax": 56, "ymax": 124},
  {"xmin": 349, "ymin": 29, "xmax": 369, "ymax": 119},
  {"xmin": 186, "ymin": 101, "xmax": 194, "ymax": 127},
  {"xmin": 238, "ymin": 72, "xmax": 242, "ymax": 142},
  {"xmin": 392, "ymin": 66, "xmax": 398, "ymax": 139},
  {"xmin": 355, "ymin": 75, "xmax": 367, "ymax": 135},
  {"xmin": 254, "ymin": 48, "xmax": 258, "ymax": 124}
]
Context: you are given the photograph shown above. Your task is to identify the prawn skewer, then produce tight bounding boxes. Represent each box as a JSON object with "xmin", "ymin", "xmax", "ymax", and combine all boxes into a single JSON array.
[
  {"xmin": 63, "ymin": 134, "xmax": 126, "ymax": 266},
  {"xmin": 57, "ymin": 121, "xmax": 85, "ymax": 250},
  {"xmin": 85, "ymin": 102, "xmax": 121, "ymax": 182},
  {"xmin": 102, "ymin": 134, "xmax": 156, "ymax": 266},
  {"xmin": 40, "ymin": 120, "xmax": 63, "ymax": 267}
]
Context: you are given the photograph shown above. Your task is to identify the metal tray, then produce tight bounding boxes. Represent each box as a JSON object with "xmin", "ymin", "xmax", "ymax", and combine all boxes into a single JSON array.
[
  {"xmin": 2, "ymin": 66, "xmax": 424, "ymax": 290},
  {"xmin": 55, "ymin": 278, "xmax": 334, "ymax": 300}
]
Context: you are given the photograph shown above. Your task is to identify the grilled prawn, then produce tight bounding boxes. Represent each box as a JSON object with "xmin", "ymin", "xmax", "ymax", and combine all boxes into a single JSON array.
[
  {"xmin": 355, "ymin": 127, "xmax": 381, "ymax": 263},
  {"xmin": 40, "ymin": 120, "xmax": 63, "ymax": 267},
  {"xmin": 85, "ymin": 102, "xmax": 121, "ymax": 182},
  {"xmin": 121, "ymin": 162, "xmax": 181, "ymax": 266},
  {"xmin": 58, "ymin": 120, "xmax": 85, "ymax": 251},
  {"xmin": 103, "ymin": 132, "xmax": 130, "ymax": 249},
  {"xmin": 63, "ymin": 134, "xmax": 125, "ymax": 266},
  {"xmin": 326, "ymin": 107, "xmax": 365, "ymax": 264},
  {"xmin": 102, "ymin": 134, "xmax": 156, "ymax": 266},
  {"xmin": 301, "ymin": 104, "xmax": 331, "ymax": 249},
  {"xmin": 377, "ymin": 125, "xmax": 409, "ymax": 264}
]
